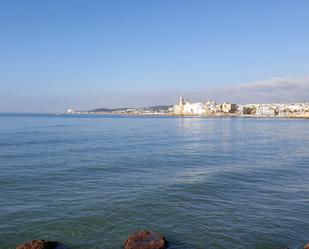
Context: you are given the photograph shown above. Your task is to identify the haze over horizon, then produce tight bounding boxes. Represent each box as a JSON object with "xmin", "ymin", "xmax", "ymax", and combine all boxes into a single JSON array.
[{"xmin": 1, "ymin": 0, "xmax": 309, "ymax": 112}]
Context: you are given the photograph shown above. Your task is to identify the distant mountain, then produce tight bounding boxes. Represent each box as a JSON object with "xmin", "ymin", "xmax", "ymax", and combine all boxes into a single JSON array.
[
  {"xmin": 89, "ymin": 105, "xmax": 172, "ymax": 113},
  {"xmin": 89, "ymin": 107, "xmax": 134, "ymax": 113},
  {"xmin": 146, "ymin": 105, "xmax": 173, "ymax": 111}
]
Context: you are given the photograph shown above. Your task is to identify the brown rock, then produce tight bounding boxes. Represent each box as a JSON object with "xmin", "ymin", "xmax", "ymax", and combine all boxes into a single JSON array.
[
  {"xmin": 16, "ymin": 240, "xmax": 61, "ymax": 249},
  {"xmin": 304, "ymin": 242, "xmax": 309, "ymax": 249},
  {"xmin": 124, "ymin": 230, "xmax": 167, "ymax": 249}
]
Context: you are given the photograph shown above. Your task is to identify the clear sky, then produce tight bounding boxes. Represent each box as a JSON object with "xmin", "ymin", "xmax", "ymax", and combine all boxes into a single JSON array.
[{"xmin": 1, "ymin": 0, "xmax": 309, "ymax": 112}]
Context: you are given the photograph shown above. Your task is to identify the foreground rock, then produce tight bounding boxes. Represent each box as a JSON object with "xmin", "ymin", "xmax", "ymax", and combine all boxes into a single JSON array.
[
  {"xmin": 304, "ymin": 242, "xmax": 309, "ymax": 249},
  {"xmin": 16, "ymin": 240, "xmax": 63, "ymax": 249},
  {"xmin": 124, "ymin": 230, "xmax": 167, "ymax": 249}
]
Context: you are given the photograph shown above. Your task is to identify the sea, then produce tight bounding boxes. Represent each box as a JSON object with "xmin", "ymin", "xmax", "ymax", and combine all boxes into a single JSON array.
[{"xmin": 0, "ymin": 113, "xmax": 308, "ymax": 249}]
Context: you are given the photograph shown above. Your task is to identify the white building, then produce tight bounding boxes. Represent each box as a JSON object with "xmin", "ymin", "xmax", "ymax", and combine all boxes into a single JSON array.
[
  {"xmin": 172, "ymin": 96, "xmax": 207, "ymax": 115},
  {"xmin": 256, "ymin": 106, "xmax": 277, "ymax": 116},
  {"xmin": 66, "ymin": 108, "xmax": 75, "ymax": 114},
  {"xmin": 172, "ymin": 96, "xmax": 221, "ymax": 115},
  {"xmin": 183, "ymin": 102, "xmax": 206, "ymax": 115}
]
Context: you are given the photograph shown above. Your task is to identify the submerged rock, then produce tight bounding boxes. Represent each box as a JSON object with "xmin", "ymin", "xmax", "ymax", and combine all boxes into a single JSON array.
[
  {"xmin": 124, "ymin": 230, "xmax": 167, "ymax": 249},
  {"xmin": 304, "ymin": 242, "xmax": 309, "ymax": 249},
  {"xmin": 16, "ymin": 240, "xmax": 63, "ymax": 249}
]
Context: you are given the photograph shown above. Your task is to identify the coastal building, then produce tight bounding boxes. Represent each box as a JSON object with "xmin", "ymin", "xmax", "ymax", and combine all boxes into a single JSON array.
[
  {"xmin": 172, "ymin": 97, "xmax": 208, "ymax": 115},
  {"xmin": 220, "ymin": 103, "xmax": 237, "ymax": 113},
  {"xmin": 171, "ymin": 96, "xmax": 185, "ymax": 114},
  {"xmin": 183, "ymin": 102, "xmax": 206, "ymax": 115},
  {"xmin": 66, "ymin": 108, "xmax": 75, "ymax": 114},
  {"xmin": 237, "ymin": 105, "xmax": 254, "ymax": 115},
  {"xmin": 255, "ymin": 105, "xmax": 277, "ymax": 116},
  {"xmin": 206, "ymin": 100, "xmax": 220, "ymax": 113},
  {"xmin": 171, "ymin": 96, "xmax": 236, "ymax": 115}
]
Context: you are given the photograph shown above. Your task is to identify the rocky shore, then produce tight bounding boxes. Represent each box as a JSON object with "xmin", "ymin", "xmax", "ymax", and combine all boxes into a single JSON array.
[{"xmin": 15, "ymin": 230, "xmax": 308, "ymax": 249}]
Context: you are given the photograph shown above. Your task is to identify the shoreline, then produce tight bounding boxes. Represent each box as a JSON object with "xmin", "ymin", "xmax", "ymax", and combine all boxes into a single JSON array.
[
  {"xmin": 1, "ymin": 112, "xmax": 308, "ymax": 119},
  {"xmin": 63, "ymin": 112, "xmax": 309, "ymax": 119}
]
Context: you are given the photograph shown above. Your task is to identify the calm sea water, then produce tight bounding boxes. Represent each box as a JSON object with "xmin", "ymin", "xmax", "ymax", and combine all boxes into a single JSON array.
[{"xmin": 0, "ymin": 114, "xmax": 308, "ymax": 249}]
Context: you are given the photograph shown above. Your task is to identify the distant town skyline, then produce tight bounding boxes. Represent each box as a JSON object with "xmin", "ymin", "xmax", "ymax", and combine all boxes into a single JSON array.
[{"xmin": 1, "ymin": 0, "xmax": 309, "ymax": 112}]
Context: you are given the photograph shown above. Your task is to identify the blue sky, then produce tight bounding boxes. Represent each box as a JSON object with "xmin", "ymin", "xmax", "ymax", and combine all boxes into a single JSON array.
[{"xmin": 1, "ymin": 0, "xmax": 309, "ymax": 112}]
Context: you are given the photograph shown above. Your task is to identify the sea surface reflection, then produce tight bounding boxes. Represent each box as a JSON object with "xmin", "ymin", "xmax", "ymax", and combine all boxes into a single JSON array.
[{"xmin": 0, "ymin": 114, "xmax": 308, "ymax": 249}]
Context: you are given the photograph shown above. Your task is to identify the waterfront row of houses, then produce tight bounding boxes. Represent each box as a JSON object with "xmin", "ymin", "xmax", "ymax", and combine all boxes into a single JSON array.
[
  {"xmin": 238, "ymin": 103, "xmax": 309, "ymax": 116},
  {"xmin": 66, "ymin": 97, "xmax": 309, "ymax": 117},
  {"xmin": 170, "ymin": 96, "xmax": 309, "ymax": 117}
]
